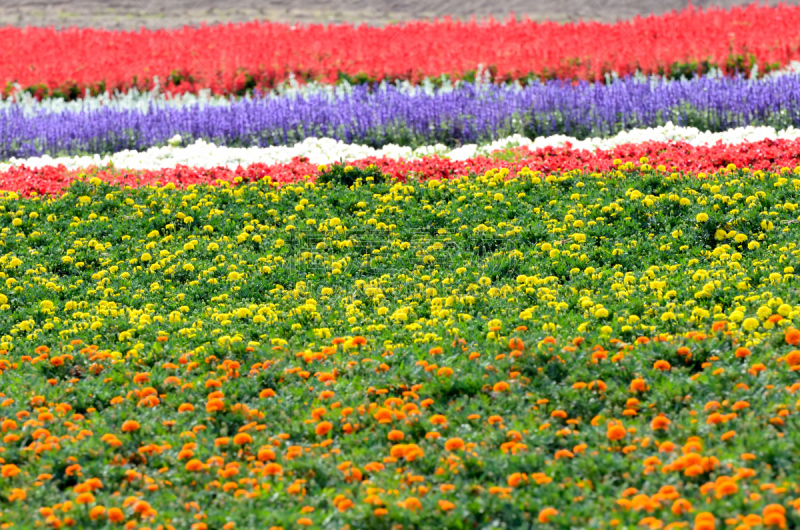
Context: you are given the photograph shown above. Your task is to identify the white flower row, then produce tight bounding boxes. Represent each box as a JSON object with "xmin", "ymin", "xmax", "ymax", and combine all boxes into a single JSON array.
[{"xmin": 3, "ymin": 122, "xmax": 800, "ymax": 172}]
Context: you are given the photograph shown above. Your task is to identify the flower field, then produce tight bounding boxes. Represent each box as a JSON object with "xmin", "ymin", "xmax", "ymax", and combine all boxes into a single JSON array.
[
  {"xmin": 0, "ymin": 160, "xmax": 799, "ymax": 529},
  {"xmin": 9, "ymin": 74, "xmax": 800, "ymax": 160},
  {"xmin": 6, "ymin": 4, "xmax": 800, "ymax": 98},
  {"xmin": 2, "ymin": 4, "xmax": 800, "ymax": 530}
]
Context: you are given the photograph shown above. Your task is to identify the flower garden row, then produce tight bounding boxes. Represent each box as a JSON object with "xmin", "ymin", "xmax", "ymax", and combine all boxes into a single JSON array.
[
  {"xmin": 5, "ymin": 123, "xmax": 800, "ymax": 175},
  {"xmin": 0, "ymin": 160, "xmax": 799, "ymax": 529},
  {"xmin": 7, "ymin": 134, "xmax": 800, "ymax": 197},
  {"xmin": 4, "ymin": 4, "xmax": 800, "ymax": 98},
  {"xmin": 10, "ymin": 74, "xmax": 800, "ymax": 159}
]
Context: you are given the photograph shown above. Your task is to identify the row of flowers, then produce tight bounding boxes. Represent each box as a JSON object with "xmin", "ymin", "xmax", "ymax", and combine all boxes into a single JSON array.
[
  {"xmin": 3, "ymin": 124, "xmax": 800, "ymax": 174},
  {"xmin": 4, "ymin": 4, "xmax": 800, "ymax": 98},
  {"xmin": 6, "ymin": 133, "xmax": 800, "ymax": 196},
  {"xmin": 5, "ymin": 62, "xmax": 800, "ymax": 114},
  {"xmin": 8, "ymin": 74, "xmax": 800, "ymax": 159},
  {"xmin": 0, "ymin": 164, "xmax": 798, "ymax": 528}
]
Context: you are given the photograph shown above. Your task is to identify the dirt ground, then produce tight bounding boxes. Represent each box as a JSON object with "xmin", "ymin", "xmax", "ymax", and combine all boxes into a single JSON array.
[{"xmin": 0, "ymin": 0, "xmax": 792, "ymax": 29}]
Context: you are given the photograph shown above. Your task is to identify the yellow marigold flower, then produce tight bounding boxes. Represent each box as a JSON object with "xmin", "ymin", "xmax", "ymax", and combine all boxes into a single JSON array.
[{"xmin": 742, "ymin": 318, "xmax": 760, "ymax": 332}]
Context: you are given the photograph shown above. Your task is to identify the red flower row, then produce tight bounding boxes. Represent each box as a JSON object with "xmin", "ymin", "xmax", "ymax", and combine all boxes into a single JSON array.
[
  {"xmin": 2, "ymin": 137, "xmax": 799, "ymax": 196},
  {"xmin": 4, "ymin": 4, "xmax": 800, "ymax": 98}
]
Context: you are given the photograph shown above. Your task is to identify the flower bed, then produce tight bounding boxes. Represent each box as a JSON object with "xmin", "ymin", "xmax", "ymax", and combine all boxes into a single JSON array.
[
  {"xmin": 3, "ymin": 5, "xmax": 800, "ymax": 529},
  {"xmin": 4, "ymin": 4, "xmax": 800, "ymax": 98},
  {"xmin": 0, "ymin": 165, "xmax": 799, "ymax": 528},
  {"xmin": 6, "ymin": 135, "xmax": 800, "ymax": 196},
  {"xmin": 7, "ymin": 75, "xmax": 800, "ymax": 159}
]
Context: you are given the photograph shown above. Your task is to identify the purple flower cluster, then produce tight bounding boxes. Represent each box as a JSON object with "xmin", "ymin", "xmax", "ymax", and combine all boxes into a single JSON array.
[{"xmin": 3, "ymin": 74, "xmax": 800, "ymax": 159}]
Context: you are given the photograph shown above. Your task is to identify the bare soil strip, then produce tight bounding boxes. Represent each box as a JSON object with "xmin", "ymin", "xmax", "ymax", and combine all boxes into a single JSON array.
[{"xmin": 0, "ymin": 0, "xmax": 788, "ymax": 29}]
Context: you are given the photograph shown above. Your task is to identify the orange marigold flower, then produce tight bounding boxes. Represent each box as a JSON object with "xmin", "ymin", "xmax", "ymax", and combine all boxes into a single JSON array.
[
  {"xmin": 538, "ymin": 507, "xmax": 558, "ymax": 524},
  {"xmin": 607, "ymin": 424, "xmax": 627, "ymax": 441},
  {"xmin": 630, "ymin": 379, "xmax": 647, "ymax": 392},
  {"xmin": 257, "ymin": 447, "xmax": 276, "ymax": 461},
  {"xmin": 373, "ymin": 408, "xmax": 393, "ymax": 423},
  {"xmin": 763, "ymin": 512, "xmax": 787, "ymax": 528},
  {"xmin": 712, "ymin": 320, "xmax": 727, "ymax": 332},
  {"xmin": 695, "ymin": 512, "xmax": 715, "ymax": 530},
  {"xmin": 492, "ymin": 381, "xmax": 510, "ymax": 392},
  {"xmin": 438, "ymin": 500, "xmax": 456, "ymax": 511},
  {"xmin": 732, "ymin": 401, "xmax": 750, "ymax": 411},
  {"xmin": 121, "ymin": 420, "xmax": 140, "ymax": 433},
  {"xmin": 430, "ymin": 414, "xmax": 447, "ymax": 425},
  {"xmin": 262, "ymin": 463, "xmax": 283, "ymax": 476},
  {"xmin": 508, "ymin": 338, "xmax": 525, "ymax": 351},
  {"xmin": 658, "ymin": 441, "xmax": 676, "ymax": 453},
  {"xmin": 8, "ymin": 488, "xmax": 26, "ymax": 502},
  {"xmin": 735, "ymin": 347, "xmax": 751, "ymax": 358},
  {"xmin": 651, "ymin": 415, "xmax": 671, "ymax": 431},
  {"xmin": 507, "ymin": 472, "xmax": 526, "ymax": 487},
  {"xmin": 786, "ymin": 328, "xmax": 800, "ymax": 346},
  {"xmin": 715, "ymin": 480, "xmax": 738, "ymax": 498},
  {"xmin": 444, "ymin": 437, "xmax": 465, "ymax": 451},
  {"xmin": 89, "ymin": 506, "xmax": 106, "ymax": 520},
  {"xmin": 76, "ymin": 492, "xmax": 95, "ymax": 504},
  {"xmin": 185, "ymin": 459, "xmax": 205, "ymax": 472},
  {"xmin": 297, "ymin": 518, "xmax": 313, "ymax": 526},
  {"xmin": 1, "ymin": 464, "xmax": 20, "ymax": 478},
  {"xmin": 785, "ymin": 350, "xmax": 800, "ymax": 366},
  {"xmin": 671, "ymin": 499, "xmax": 692, "ymax": 516},
  {"xmin": 653, "ymin": 360, "xmax": 671, "ymax": 371},
  {"xmin": 1, "ymin": 419, "xmax": 16, "ymax": 432},
  {"xmin": 684, "ymin": 464, "xmax": 704, "ymax": 477},
  {"xmin": 107, "ymin": 507, "xmax": 125, "ymax": 523},
  {"xmin": 720, "ymin": 430, "xmax": 736, "ymax": 441},
  {"xmin": 387, "ymin": 430, "xmax": 405, "ymax": 442},
  {"xmin": 763, "ymin": 504, "xmax": 785, "ymax": 516},
  {"xmin": 315, "ymin": 421, "xmax": 333, "ymax": 436},
  {"xmin": 400, "ymin": 497, "xmax": 422, "ymax": 511},
  {"xmin": 487, "ymin": 415, "xmax": 503, "ymax": 425},
  {"xmin": 233, "ymin": 433, "xmax": 252, "ymax": 445}
]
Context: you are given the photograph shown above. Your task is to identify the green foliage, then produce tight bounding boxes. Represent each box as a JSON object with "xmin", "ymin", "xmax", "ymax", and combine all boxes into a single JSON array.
[{"xmin": 316, "ymin": 163, "xmax": 388, "ymax": 187}]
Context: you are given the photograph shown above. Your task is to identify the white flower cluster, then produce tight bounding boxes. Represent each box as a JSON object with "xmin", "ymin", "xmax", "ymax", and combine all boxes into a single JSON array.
[
  {"xmin": 3, "ymin": 122, "xmax": 799, "ymax": 172},
  {"xmin": 0, "ymin": 137, "xmax": 451, "ymax": 171},
  {"xmin": 448, "ymin": 122, "xmax": 800, "ymax": 160}
]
